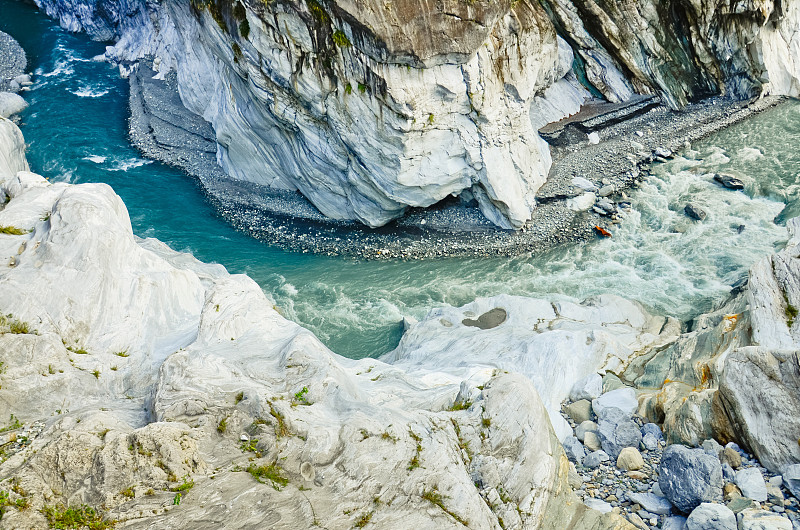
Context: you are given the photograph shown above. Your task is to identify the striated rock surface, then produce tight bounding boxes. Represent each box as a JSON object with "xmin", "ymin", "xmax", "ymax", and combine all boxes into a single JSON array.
[
  {"xmin": 0, "ymin": 118, "xmax": 640, "ymax": 527},
  {"xmin": 382, "ymin": 293, "xmax": 679, "ymax": 440},
  {"xmin": 32, "ymin": 0, "xmax": 800, "ymax": 230}
]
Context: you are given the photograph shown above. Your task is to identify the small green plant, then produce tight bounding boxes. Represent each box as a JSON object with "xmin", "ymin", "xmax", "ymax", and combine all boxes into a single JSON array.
[
  {"xmin": 269, "ymin": 403, "xmax": 290, "ymax": 437},
  {"xmin": 235, "ymin": 391, "xmax": 244, "ymax": 404},
  {"xmin": 0, "ymin": 415, "xmax": 22, "ymax": 433},
  {"xmin": 292, "ymin": 386, "xmax": 309, "ymax": 406},
  {"xmin": 0, "ymin": 226, "xmax": 26, "ymax": 236},
  {"xmin": 448, "ymin": 400, "xmax": 472, "ymax": 412},
  {"xmin": 408, "ymin": 430, "xmax": 422, "ymax": 471},
  {"xmin": 233, "ymin": 2, "xmax": 246, "ymax": 19},
  {"xmin": 217, "ymin": 417, "xmax": 228, "ymax": 434},
  {"xmin": 40, "ymin": 503, "xmax": 115, "ymax": 529},
  {"xmin": 246, "ymin": 462, "xmax": 288, "ymax": 490},
  {"xmin": 481, "ymin": 417, "xmax": 491, "ymax": 428},
  {"xmin": 380, "ymin": 431, "xmax": 398, "ymax": 443},
  {"xmin": 239, "ymin": 19, "xmax": 250, "ymax": 39},
  {"xmin": 231, "ymin": 42, "xmax": 242, "ymax": 58},
  {"xmin": 66, "ymin": 346, "xmax": 89, "ymax": 355},
  {"xmin": 358, "ymin": 82, "xmax": 367, "ymax": 93},
  {"xmin": 170, "ymin": 476, "xmax": 194, "ymax": 493},
  {"xmin": 114, "ymin": 350, "xmax": 129, "ymax": 358},
  {"xmin": 48, "ymin": 364, "xmax": 56, "ymax": 375},
  {"xmin": 427, "ymin": 113, "xmax": 434, "ymax": 125},
  {"xmin": 306, "ymin": 0, "xmax": 329, "ymax": 23},
  {"xmin": 240, "ymin": 438, "xmax": 261, "ymax": 457},
  {"xmin": 173, "ymin": 493, "xmax": 181, "ymax": 505},
  {"xmin": 353, "ymin": 510, "xmax": 373, "ymax": 528},
  {"xmin": 91, "ymin": 370, "xmax": 100, "ymax": 379},
  {"xmin": 787, "ymin": 300, "xmax": 798, "ymax": 327},
  {"xmin": 120, "ymin": 486, "xmax": 135, "ymax": 499},
  {"xmin": 345, "ymin": 83, "xmax": 352, "ymax": 95},
  {"xmin": 421, "ymin": 488, "xmax": 468, "ymax": 526},
  {"xmin": 332, "ymin": 30, "xmax": 351, "ymax": 47}
]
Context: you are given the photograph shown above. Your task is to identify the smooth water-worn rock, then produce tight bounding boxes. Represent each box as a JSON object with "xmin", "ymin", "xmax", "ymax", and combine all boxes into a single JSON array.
[
  {"xmin": 685, "ymin": 503, "xmax": 736, "ymax": 530},
  {"xmin": 584, "ymin": 431, "xmax": 602, "ymax": 452},
  {"xmin": 0, "ymin": 92, "xmax": 26, "ymax": 118},
  {"xmin": 576, "ymin": 420, "xmax": 599, "ymax": 442},
  {"xmin": 566, "ymin": 399, "xmax": 593, "ymax": 424},
  {"xmin": 659, "ymin": 445, "xmax": 724, "ymax": 513},
  {"xmin": 386, "ymin": 293, "xmax": 676, "ymax": 440}
]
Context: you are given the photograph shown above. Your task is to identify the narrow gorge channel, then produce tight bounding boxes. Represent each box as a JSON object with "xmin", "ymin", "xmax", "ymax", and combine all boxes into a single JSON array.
[{"xmin": 2, "ymin": 0, "xmax": 799, "ymax": 359}]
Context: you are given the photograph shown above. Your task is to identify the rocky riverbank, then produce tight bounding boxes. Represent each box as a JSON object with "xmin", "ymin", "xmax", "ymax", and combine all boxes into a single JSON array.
[
  {"xmin": 127, "ymin": 57, "xmax": 786, "ymax": 259},
  {"xmin": 0, "ymin": 30, "xmax": 30, "ymax": 119}
]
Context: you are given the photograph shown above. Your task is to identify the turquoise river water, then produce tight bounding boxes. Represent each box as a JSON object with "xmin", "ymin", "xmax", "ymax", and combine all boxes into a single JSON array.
[{"xmin": 2, "ymin": 0, "xmax": 800, "ymax": 359}]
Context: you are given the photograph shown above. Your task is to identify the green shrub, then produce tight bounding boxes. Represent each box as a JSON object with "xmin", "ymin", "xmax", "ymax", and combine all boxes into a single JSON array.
[
  {"xmin": 332, "ymin": 30, "xmax": 351, "ymax": 47},
  {"xmin": 40, "ymin": 504, "xmax": 114, "ymax": 529},
  {"xmin": 246, "ymin": 463, "xmax": 288, "ymax": 490}
]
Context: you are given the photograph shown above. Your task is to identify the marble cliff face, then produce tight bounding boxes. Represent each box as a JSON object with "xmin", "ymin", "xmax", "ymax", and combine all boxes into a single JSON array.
[{"xmin": 32, "ymin": 0, "xmax": 800, "ymax": 229}]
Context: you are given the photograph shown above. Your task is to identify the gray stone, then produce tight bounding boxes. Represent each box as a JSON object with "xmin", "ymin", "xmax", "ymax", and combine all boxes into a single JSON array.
[
  {"xmin": 736, "ymin": 468, "xmax": 767, "ymax": 502},
  {"xmin": 686, "ymin": 503, "xmax": 736, "ymax": 530},
  {"xmin": 563, "ymin": 435, "xmax": 585, "ymax": 465},
  {"xmin": 584, "ymin": 431, "xmax": 602, "ymax": 452},
  {"xmin": 569, "ymin": 373, "xmax": 603, "ymax": 401},
  {"xmin": 727, "ymin": 496, "xmax": 755, "ymax": 513},
  {"xmin": 628, "ymin": 492, "xmax": 673, "ymax": 515},
  {"xmin": 602, "ymin": 373, "xmax": 626, "ymax": 393},
  {"xmin": 598, "ymin": 407, "xmax": 642, "ymax": 459},
  {"xmin": 565, "ymin": 399, "xmax": 592, "ymax": 424},
  {"xmin": 723, "ymin": 463, "xmax": 736, "ymax": 482},
  {"xmin": 593, "ymin": 387, "xmax": 638, "ymax": 419},
  {"xmin": 584, "ymin": 497, "xmax": 613, "ymax": 513},
  {"xmin": 738, "ymin": 508, "xmax": 793, "ymax": 530},
  {"xmin": 659, "ymin": 444, "xmax": 724, "ymax": 513},
  {"xmin": 783, "ymin": 465, "xmax": 800, "ymax": 500},
  {"xmin": 641, "ymin": 422, "xmax": 664, "ymax": 441},
  {"xmin": 598, "ymin": 185, "xmax": 615, "ymax": 197},
  {"xmin": 642, "ymin": 432, "xmax": 659, "ymax": 451},
  {"xmin": 768, "ymin": 483, "xmax": 785, "ymax": 506},
  {"xmin": 575, "ymin": 420, "xmax": 598, "ymax": 442},
  {"xmin": 585, "ymin": 450, "xmax": 610, "ymax": 469},
  {"xmin": 684, "ymin": 203, "xmax": 707, "ymax": 221},
  {"xmin": 702, "ymin": 439, "xmax": 723, "ymax": 456},
  {"xmin": 718, "ymin": 347, "xmax": 800, "ymax": 473},
  {"xmin": 663, "ymin": 516, "xmax": 688, "ymax": 530},
  {"xmin": 713, "ymin": 173, "xmax": 745, "ymax": 190}
]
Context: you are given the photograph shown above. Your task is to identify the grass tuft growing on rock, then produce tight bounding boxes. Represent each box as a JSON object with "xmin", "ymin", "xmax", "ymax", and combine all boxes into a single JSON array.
[
  {"xmin": 421, "ymin": 488, "xmax": 469, "ymax": 526},
  {"xmin": 0, "ymin": 226, "xmax": 26, "ymax": 235},
  {"xmin": 353, "ymin": 510, "xmax": 373, "ymax": 528},
  {"xmin": 217, "ymin": 417, "xmax": 228, "ymax": 434},
  {"xmin": 40, "ymin": 503, "xmax": 114, "ymax": 529},
  {"xmin": 0, "ymin": 314, "xmax": 34, "ymax": 335},
  {"xmin": 246, "ymin": 462, "xmax": 288, "ymax": 490}
]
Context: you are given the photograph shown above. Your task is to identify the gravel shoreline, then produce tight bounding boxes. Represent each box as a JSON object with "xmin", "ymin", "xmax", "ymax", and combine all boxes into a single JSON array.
[
  {"xmin": 0, "ymin": 30, "xmax": 26, "ymax": 92},
  {"xmin": 126, "ymin": 60, "xmax": 786, "ymax": 260}
]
